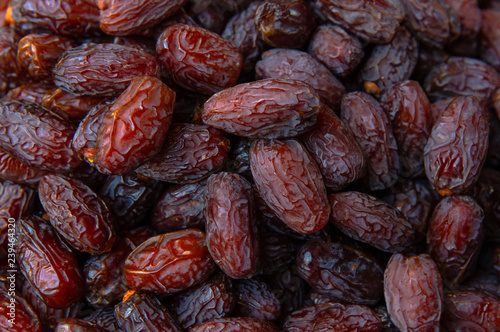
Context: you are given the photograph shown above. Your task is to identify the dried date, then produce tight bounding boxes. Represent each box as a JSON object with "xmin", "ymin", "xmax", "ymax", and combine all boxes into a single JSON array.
[
  {"xmin": 190, "ymin": 317, "xmax": 281, "ymax": 332},
  {"xmin": 0, "ymin": 148, "xmax": 45, "ymax": 187},
  {"xmin": 233, "ymin": 278, "xmax": 281, "ymax": 322},
  {"xmin": 42, "ymin": 88, "xmax": 104, "ymax": 122},
  {"xmin": 250, "ymin": 138, "xmax": 330, "ymax": 234},
  {"xmin": 0, "ymin": 292, "xmax": 43, "ymax": 332},
  {"xmin": 202, "ymin": 78, "xmax": 320, "ymax": 139},
  {"xmin": 55, "ymin": 318, "xmax": 109, "ymax": 332}
]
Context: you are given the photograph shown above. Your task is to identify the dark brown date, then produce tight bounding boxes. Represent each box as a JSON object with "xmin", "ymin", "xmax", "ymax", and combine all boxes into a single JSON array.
[
  {"xmin": 296, "ymin": 237, "xmax": 384, "ymax": 306},
  {"xmin": 424, "ymin": 95, "xmax": 489, "ymax": 195},
  {"xmin": 359, "ymin": 27, "xmax": 418, "ymax": 92},
  {"xmin": 341, "ymin": 92, "xmax": 400, "ymax": 191},
  {"xmin": 329, "ymin": 191, "xmax": 415, "ymax": 253},
  {"xmin": 384, "ymin": 253, "xmax": 443, "ymax": 332},
  {"xmin": 55, "ymin": 318, "xmax": 109, "ymax": 332},
  {"xmin": 0, "ymin": 147, "xmax": 45, "ymax": 187},
  {"xmin": 123, "ymin": 229, "xmax": 217, "ymax": 293},
  {"xmin": 308, "ymin": 24, "xmax": 364, "ymax": 78},
  {"xmin": 167, "ymin": 272, "xmax": 236, "ymax": 330},
  {"xmin": 282, "ymin": 302, "xmax": 382, "ymax": 332},
  {"xmin": 98, "ymin": 0, "xmax": 187, "ymax": 36},
  {"xmin": 427, "ymin": 195, "xmax": 484, "ymax": 286},
  {"xmin": 254, "ymin": 0, "xmax": 316, "ymax": 49},
  {"xmin": 255, "ymin": 48, "xmax": 345, "ymax": 110},
  {"xmin": 204, "ymin": 172, "xmax": 259, "ymax": 279},
  {"xmin": 480, "ymin": 9, "xmax": 500, "ymax": 71},
  {"xmin": 2, "ymin": 82, "xmax": 53, "ymax": 104},
  {"xmin": 190, "ymin": 317, "xmax": 281, "ymax": 332},
  {"xmin": 17, "ymin": 33, "xmax": 76, "ymax": 81},
  {"xmin": 0, "ymin": 27, "xmax": 28, "ymax": 88},
  {"xmin": 234, "ymin": 278, "xmax": 281, "ymax": 321},
  {"xmin": 94, "ymin": 75, "xmax": 175, "ymax": 175},
  {"xmin": 53, "ymin": 43, "xmax": 161, "ymax": 97},
  {"xmin": 441, "ymin": 290, "xmax": 500, "ymax": 331},
  {"xmin": 156, "ymin": 24, "xmax": 243, "ymax": 95},
  {"xmin": 152, "ymin": 180, "xmax": 207, "ymax": 233},
  {"xmin": 136, "ymin": 123, "xmax": 230, "ymax": 184},
  {"xmin": 202, "ymin": 78, "xmax": 320, "ymax": 139},
  {"xmin": 301, "ymin": 103, "xmax": 366, "ymax": 192},
  {"xmin": 83, "ymin": 307, "xmax": 121, "ymax": 332},
  {"xmin": 0, "ymin": 99, "xmax": 82, "ymax": 172},
  {"xmin": 381, "ymin": 80, "xmax": 432, "ymax": 177},
  {"xmin": 312, "ymin": 0, "xmax": 404, "ymax": 44},
  {"xmin": 41, "ymin": 88, "xmax": 104, "ymax": 122},
  {"xmin": 250, "ymin": 139, "xmax": 330, "ymax": 234},
  {"xmin": 0, "ymin": 292, "xmax": 43, "ymax": 332},
  {"xmin": 114, "ymin": 292, "xmax": 182, "ymax": 332},
  {"xmin": 16, "ymin": 216, "xmax": 84, "ymax": 309},
  {"xmin": 38, "ymin": 173, "xmax": 115, "ymax": 254}
]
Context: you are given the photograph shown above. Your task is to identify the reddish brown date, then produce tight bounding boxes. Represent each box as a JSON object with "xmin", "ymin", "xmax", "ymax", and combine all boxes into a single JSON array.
[
  {"xmin": 55, "ymin": 318, "xmax": 109, "ymax": 332},
  {"xmin": 167, "ymin": 272, "xmax": 236, "ymax": 330},
  {"xmin": 190, "ymin": 317, "xmax": 281, "ymax": 332},
  {"xmin": 296, "ymin": 237, "xmax": 384, "ymax": 306},
  {"xmin": 441, "ymin": 290, "xmax": 500, "ymax": 331},
  {"xmin": 384, "ymin": 253, "xmax": 443, "ymax": 332},
  {"xmin": 94, "ymin": 76, "xmax": 175, "ymax": 175},
  {"xmin": 41, "ymin": 88, "xmax": 104, "ymax": 122},
  {"xmin": 0, "ymin": 99, "xmax": 82, "ymax": 172},
  {"xmin": 282, "ymin": 303, "xmax": 382, "ymax": 332},
  {"xmin": 137, "ymin": 123, "xmax": 230, "ymax": 184},
  {"xmin": 381, "ymin": 80, "xmax": 432, "ymax": 178},
  {"xmin": 308, "ymin": 24, "xmax": 364, "ymax": 78},
  {"xmin": 301, "ymin": 103, "xmax": 366, "ymax": 191},
  {"xmin": 53, "ymin": 44, "xmax": 161, "ymax": 97},
  {"xmin": 98, "ymin": 0, "xmax": 187, "ymax": 36},
  {"xmin": 341, "ymin": 92, "xmax": 400, "ymax": 191},
  {"xmin": 254, "ymin": 0, "xmax": 316, "ymax": 49},
  {"xmin": 123, "ymin": 229, "xmax": 217, "ymax": 294},
  {"xmin": 0, "ymin": 27, "xmax": 28, "ymax": 88},
  {"xmin": 424, "ymin": 96, "xmax": 489, "ymax": 196},
  {"xmin": 250, "ymin": 139, "xmax": 330, "ymax": 234},
  {"xmin": 16, "ymin": 216, "xmax": 84, "ymax": 309},
  {"xmin": 38, "ymin": 174, "xmax": 115, "ymax": 254},
  {"xmin": 2, "ymin": 82, "xmax": 53, "ymax": 104},
  {"xmin": 0, "ymin": 148, "xmax": 46, "ymax": 187},
  {"xmin": 152, "ymin": 180, "xmax": 207, "ymax": 233},
  {"xmin": 114, "ymin": 292, "xmax": 182, "ymax": 332},
  {"xmin": 480, "ymin": 10, "xmax": 500, "ymax": 71},
  {"xmin": 17, "ymin": 33, "xmax": 76, "ymax": 81},
  {"xmin": 205, "ymin": 172, "xmax": 259, "ymax": 279},
  {"xmin": 427, "ymin": 195, "xmax": 484, "ymax": 286},
  {"xmin": 312, "ymin": 0, "xmax": 404, "ymax": 44},
  {"xmin": 329, "ymin": 191, "xmax": 415, "ymax": 253},
  {"xmin": 156, "ymin": 24, "xmax": 243, "ymax": 95},
  {"xmin": 202, "ymin": 78, "xmax": 320, "ymax": 139},
  {"xmin": 255, "ymin": 48, "xmax": 345, "ymax": 110},
  {"xmin": 0, "ymin": 292, "xmax": 43, "ymax": 332}
]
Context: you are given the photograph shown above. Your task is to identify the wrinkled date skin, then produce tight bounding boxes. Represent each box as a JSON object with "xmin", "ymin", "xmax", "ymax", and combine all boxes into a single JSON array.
[
  {"xmin": 202, "ymin": 78, "xmax": 320, "ymax": 139},
  {"xmin": 123, "ymin": 229, "xmax": 217, "ymax": 294},
  {"xmin": 3, "ymin": 82, "xmax": 53, "ymax": 104},
  {"xmin": 255, "ymin": 48, "xmax": 345, "ymax": 110},
  {"xmin": 250, "ymin": 139, "xmax": 330, "ymax": 234},
  {"xmin": 17, "ymin": 33, "xmax": 76, "ymax": 81},
  {"xmin": 312, "ymin": 0, "xmax": 404, "ymax": 44},
  {"xmin": 98, "ymin": 0, "xmax": 187, "ymax": 36},
  {"xmin": 83, "ymin": 307, "xmax": 121, "ymax": 331},
  {"xmin": 254, "ymin": 0, "xmax": 316, "ymax": 49},
  {"xmin": 0, "ymin": 27, "xmax": 28, "ymax": 88},
  {"xmin": 42, "ymin": 88, "xmax": 104, "ymax": 122},
  {"xmin": 282, "ymin": 303, "xmax": 382, "ymax": 332},
  {"xmin": 54, "ymin": 318, "xmax": 108, "ymax": 332},
  {"xmin": 359, "ymin": 27, "xmax": 418, "ymax": 92},
  {"xmin": 341, "ymin": 92, "xmax": 400, "ymax": 191},
  {"xmin": 0, "ymin": 99, "xmax": 82, "ymax": 172},
  {"xmin": 167, "ymin": 272, "xmax": 236, "ymax": 330},
  {"xmin": 233, "ymin": 278, "xmax": 281, "ymax": 321},
  {"xmin": 441, "ymin": 290, "xmax": 500, "ymax": 331},
  {"xmin": 384, "ymin": 253, "xmax": 443, "ymax": 332},
  {"xmin": 156, "ymin": 24, "xmax": 243, "ymax": 95},
  {"xmin": 427, "ymin": 195, "xmax": 484, "ymax": 286},
  {"xmin": 0, "ymin": 148, "xmax": 46, "ymax": 187},
  {"xmin": 114, "ymin": 292, "xmax": 183, "ymax": 332},
  {"xmin": 204, "ymin": 172, "xmax": 259, "ymax": 279},
  {"xmin": 137, "ymin": 123, "xmax": 230, "ymax": 184},
  {"xmin": 38, "ymin": 173, "xmax": 115, "ymax": 254},
  {"xmin": 301, "ymin": 103, "xmax": 366, "ymax": 192},
  {"xmin": 0, "ymin": 292, "xmax": 43, "ymax": 332},
  {"xmin": 152, "ymin": 180, "xmax": 207, "ymax": 233},
  {"xmin": 296, "ymin": 237, "xmax": 384, "ymax": 306},
  {"xmin": 94, "ymin": 75, "xmax": 175, "ymax": 175},
  {"xmin": 381, "ymin": 80, "xmax": 432, "ymax": 178},
  {"xmin": 329, "ymin": 191, "xmax": 415, "ymax": 253},
  {"xmin": 190, "ymin": 317, "xmax": 281, "ymax": 332},
  {"xmin": 16, "ymin": 216, "xmax": 84, "ymax": 309},
  {"xmin": 7, "ymin": 0, "xmax": 100, "ymax": 37},
  {"xmin": 53, "ymin": 43, "xmax": 161, "ymax": 97},
  {"xmin": 424, "ymin": 96, "xmax": 489, "ymax": 196}
]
